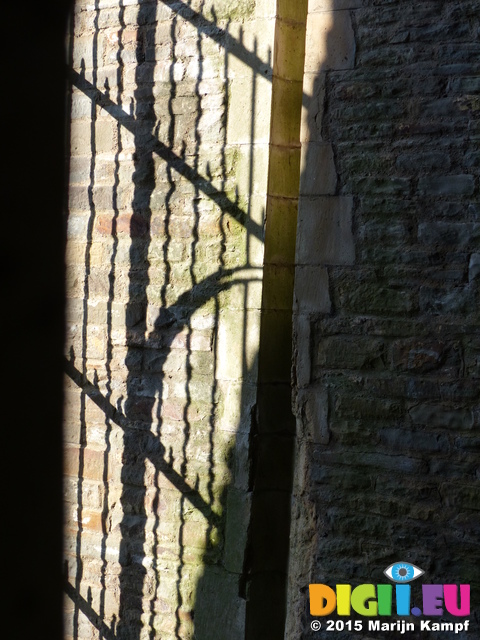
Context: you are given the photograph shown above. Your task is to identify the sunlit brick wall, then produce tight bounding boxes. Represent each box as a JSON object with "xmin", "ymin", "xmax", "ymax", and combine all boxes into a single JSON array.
[{"xmin": 63, "ymin": 2, "xmax": 277, "ymax": 639}]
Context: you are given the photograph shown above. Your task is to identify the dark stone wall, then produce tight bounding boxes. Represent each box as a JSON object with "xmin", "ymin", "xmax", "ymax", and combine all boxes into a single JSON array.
[{"xmin": 289, "ymin": 1, "xmax": 479, "ymax": 637}]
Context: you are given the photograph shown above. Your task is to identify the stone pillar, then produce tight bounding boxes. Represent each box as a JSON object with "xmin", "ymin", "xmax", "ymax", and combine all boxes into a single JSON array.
[{"xmin": 245, "ymin": 1, "xmax": 308, "ymax": 638}]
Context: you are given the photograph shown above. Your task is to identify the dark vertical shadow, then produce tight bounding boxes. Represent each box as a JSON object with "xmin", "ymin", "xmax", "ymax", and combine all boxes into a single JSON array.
[
  {"xmin": 171, "ymin": 11, "xmax": 190, "ymax": 638},
  {"xmin": 73, "ymin": 3, "xmax": 101, "ymax": 638},
  {"xmin": 243, "ymin": 3, "xmax": 307, "ymax": 637},
  {"xmin": 143, "ymin": 9, "xmax": 180, "ymax": 637},
  {"xmin": 4, "ymin": 1, "xmax": 70, "ymax": 637},
  {"xmin": 117, "ymin": 1, "xmax": 159, "ymax": 638},
  {"xmin": 99, "ymin": 1, "xmax": 126, "ymax": 636},
  {"xmin": 291, "ymin": 5, "xmax": 361, "ymax": 636}
]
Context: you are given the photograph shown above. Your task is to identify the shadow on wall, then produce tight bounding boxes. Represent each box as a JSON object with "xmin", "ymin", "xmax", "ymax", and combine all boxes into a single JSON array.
[
  {"xmin": 291, "ymin": 0, "xmax": 480, "ymax": 638},
  {"xmin": 64, "ymin": 1, "xmax": 273, "ymax": 639}
]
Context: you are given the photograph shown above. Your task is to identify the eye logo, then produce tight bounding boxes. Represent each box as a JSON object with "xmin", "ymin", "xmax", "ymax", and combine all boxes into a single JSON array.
[{"xmin": 384, "ymin": 561, "xmax": 424, "ymax": 583}]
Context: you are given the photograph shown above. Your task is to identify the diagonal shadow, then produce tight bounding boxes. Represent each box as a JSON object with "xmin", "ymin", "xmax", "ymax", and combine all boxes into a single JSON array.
[
  {"xmin": 159, "ymin": 0, "xmax": 270, "ymax": 80},
  {"xmin": 157, "ymin": 0, "xmax": 311, "ymax": 108},
  {"xmin": 64, "ymin": 266, "xmax": 260, "ymax": 512},
  {"xmin": 71, "ymin": 70, "xmax": 263, "ymax": 243},
  {"xmin": 65, "ymin": 581, "xmax": 118, "ymax": 640},
  {"xmin": 66, "ymin": 1, "xmax": 268, "ymax": 639}
]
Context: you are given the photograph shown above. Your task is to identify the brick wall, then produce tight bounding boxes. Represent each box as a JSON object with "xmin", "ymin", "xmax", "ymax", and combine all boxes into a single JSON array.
[
  {"xmin": 64, "ymin": 1, "xmax": 277, "ymax": 639},
  {"xmin": 288, "ymin": 0, "xmax": 479, "ymax": 637}
]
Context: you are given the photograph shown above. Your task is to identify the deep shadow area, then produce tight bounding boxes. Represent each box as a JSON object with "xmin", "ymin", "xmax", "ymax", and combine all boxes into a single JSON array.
[
  {"xmin": 2, "ymin": 3, "xmax": 72, "ymax": 639},
  {"xmin": 292, "ymin": 2, "xmax": 480, "ymax": 638}
]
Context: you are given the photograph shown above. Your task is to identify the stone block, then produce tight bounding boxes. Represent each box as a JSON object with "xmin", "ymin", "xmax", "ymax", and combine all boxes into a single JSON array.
[
  {"xmin": 223, "ymin": 488, "xmax": 252, "ymax": 573},
  {"xmin": 408, "ymin": 404, "xmax": 474, "ymax": 430},
  {"xmin": 419, "ymin": 285, "xmax": 473, "ymax": 315},
  {"xmin": 379, "ymin": 428, "xmax": 450, "ymax": 454},
  {"xmin": 226, "ymin": 74, "xmax": 272, "ymax": 145},
  {"xmin": 261, "ymin": 264, "xmax": 295, "ymax": 310},
  {"xmin": 312, "ymin": 447, "xmax": 427, "ymax": 475},
  {"xmin": 226, "ymin": 17, "xmax": 275, "ymax": 75},
  {"xmin": 301, "ymin": 387, "xmax": 330, "ymax": 444},
  {"xmin": 227, "ymin": 16, "xmax": 275, "ymax": 67},
  {"xmin": 264, "ymin": 196, "xmax": 298, "ymax": 266},
  {"xmin": 296, "ymin": 195, "xmax": 354, "ymax": 264},
  {"xmin": 194, "ymin": 566, "xmax": 246, "ymax": 640},
  {"xmin": 293, "ymin": 265, "xmax": 331, "ymax": 313},
  {"xmin": 465, "ymin": 150, "xmax": 480, "ymax": 170},
  {"xmin": 392, "ymin": 339, "xmax": 445, "ymax": 373},
  {"xmin": 396, "ymin": 151, "xmax": 451, "ymax": 172},
  {"xmin": 418, "ymin": 222, "xmax": 480, "ymax": 248},
  {"xmin": 217, "ymin": 380, "xmax": 258, "ymax": 434},
  {"xmin": 299, "ymin": 142, "xmax": 337, "ymax": 195},
  {"xmin": 315, "ymin": 335, "xmax": 385, "ymax": 370},
  {"xmin": 469, "ymin": 254, "xmax": 480, "ymax": 282},
  {"xmin": 268, "ymin": 145, "xmax": 302, "ymax": 198},
  {"xmin": 418, "ymin": 175, "xmax": 475, "ymax": 196},
  {"xmin": 301, "ymin": 72, "xmax": 325, "ymax": 142},
  {"xmin": 217, "ymin": 309, "xmax": 261, "ymax": 381},
  {"xmin": 255, "ymin": 0, "xmax": 278, "ymax": 19},
  {"xmin": 270, "ymin": 76, "xmax": 304, "ymax": 147},
  {"xmin": 304, "ymin": 10, "xmax": 355, "ymax": 73},
  {"xmin": 231, "ymin": 143, "xmax": 271, "ymax": 198},
  {"xmin": 346, "ymin": 176, "xmax": 410, "ymax": 196},
  {"xmin": 334, "ymin": 394, "xmax": 403, "ymax": 420},
  {"xmin": 273, "ymin": 19, "xmax": 308, "ymax": 82},
  {"xmin": 448, "ymin": 76, "xmax": 480, "ymax": 95},
  {"xmin": 440, "ymin": 483, "xmax": 480, "ymax": 511},
  {"xmin": 293, "ymin": 314, "xmax": 311, "ymax": 388},
  {"xmin": 218, "ymin": 269, "xmax": 264, "ymax": 311},
  {"xmin": 336, "ymin": 279, "xmax": 416, "ymax": 316}
]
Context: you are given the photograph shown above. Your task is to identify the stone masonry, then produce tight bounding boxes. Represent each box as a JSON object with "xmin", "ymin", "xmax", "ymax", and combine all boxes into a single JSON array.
[
  {"xmin": 288, "ymin": 1, "xmax": 479, "ymax": 638},
  {"xmin": 64, "ymin": 1, "xmax": 479, "ymax": 639},
  {"xmin": 64, "ymin": 1, "xmax": 277, "ymax": 639}
]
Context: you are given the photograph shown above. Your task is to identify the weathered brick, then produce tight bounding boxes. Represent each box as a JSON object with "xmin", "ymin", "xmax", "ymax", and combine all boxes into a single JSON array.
[
  {"xmin": 392, "ymin": 339, "xmax": 445, "ymax": 373},
  {"xmin": 408, "ymin": 404, "xmax": 474, "ymax": 430},
  {"xmin": 418, "ymin": 175, "xmax": 475, "ymax": 196},
  {"xmin": 64, "ymin": 445, "xmax": 112, "ymax": 481},
  {"xmin": 314, "ymin": 335, "xmax": 385, "ymax": 370},
  {"xmin": 396, "ymin": 151, "xmax": 451, "ymax": 172}
]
